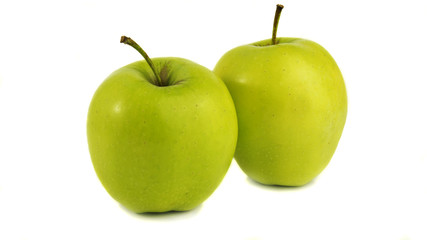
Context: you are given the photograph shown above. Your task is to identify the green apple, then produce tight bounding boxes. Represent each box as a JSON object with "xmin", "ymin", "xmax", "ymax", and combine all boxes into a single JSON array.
[
  {"xmin": 213, "ymin": 5, "xmax": 347, "ymax": 186},
  {"xmin": 87, "ymin": 36, "xmax": 238, "ymax": 213}
]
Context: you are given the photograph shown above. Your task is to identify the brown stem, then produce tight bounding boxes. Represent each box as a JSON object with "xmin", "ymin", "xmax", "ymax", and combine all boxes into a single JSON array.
[
  {"xmin": 120, "ymin": 36, "xmax": 162, "ymax": 86},
  {"xmin": 272, "ymin": 4, "xmax": 284, "ymax": 45}
]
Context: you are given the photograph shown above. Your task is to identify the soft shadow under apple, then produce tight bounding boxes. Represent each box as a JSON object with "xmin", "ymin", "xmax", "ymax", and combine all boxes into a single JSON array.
[
  {"xmin": 246, "ymin": 176, "xmax": 317, "ymax": 191},
  {"xmin": 119, "ymin": 203, "xmax": 203, "ymax": 221}
]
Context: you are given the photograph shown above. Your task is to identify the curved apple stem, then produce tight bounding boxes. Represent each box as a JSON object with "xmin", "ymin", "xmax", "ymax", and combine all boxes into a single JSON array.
[
  {"xmin": 120, "ymin": 36, "xmax": 163, "ymax": 86},
  {"xmin": 272, "ymin": 4, "xmax": 284, "ymax": 45}
]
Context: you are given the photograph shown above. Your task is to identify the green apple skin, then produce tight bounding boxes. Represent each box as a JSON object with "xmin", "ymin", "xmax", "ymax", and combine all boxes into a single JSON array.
[
  {"xmin": 214, "ymin": 38, "xmax": 347, "ymax": 186},
  {"xmin": 87, "ymin": 57, "xmax": 238, "ymax": 213}
]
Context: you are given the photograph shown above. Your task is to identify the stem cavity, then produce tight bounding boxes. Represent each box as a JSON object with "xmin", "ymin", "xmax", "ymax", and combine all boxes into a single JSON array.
[
  {"xmin": 120, "ymin": 36, "xmax": 163, "ymax": 86},
  {"xmin": 272, "ymin": 4, "xmax": 284, "ymax": 45}
]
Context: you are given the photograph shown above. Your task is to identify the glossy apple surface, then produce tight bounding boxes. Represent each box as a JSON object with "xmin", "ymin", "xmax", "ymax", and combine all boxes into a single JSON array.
[
  {"xmin": 214, "ymin": 38, "xmax": 347, "ymax": 186},
  {"xmin": 87, "ymin": 57, "xmax": 238, "ymax": 212}
]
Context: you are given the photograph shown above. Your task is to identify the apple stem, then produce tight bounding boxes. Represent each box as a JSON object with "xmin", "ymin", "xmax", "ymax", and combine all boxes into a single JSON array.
[
  {"xmin": 120, "ymin": 36, "xmax": 163, "ymax": 86},
  {"xmin": 272, "ymin": 4, "xmax": 284, "ymax": 45}
]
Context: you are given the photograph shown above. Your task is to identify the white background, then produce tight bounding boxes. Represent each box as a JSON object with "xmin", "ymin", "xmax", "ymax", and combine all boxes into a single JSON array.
[{"xmin": 1, "ymin": 0, "xmax": 426, "ymax": 239}]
